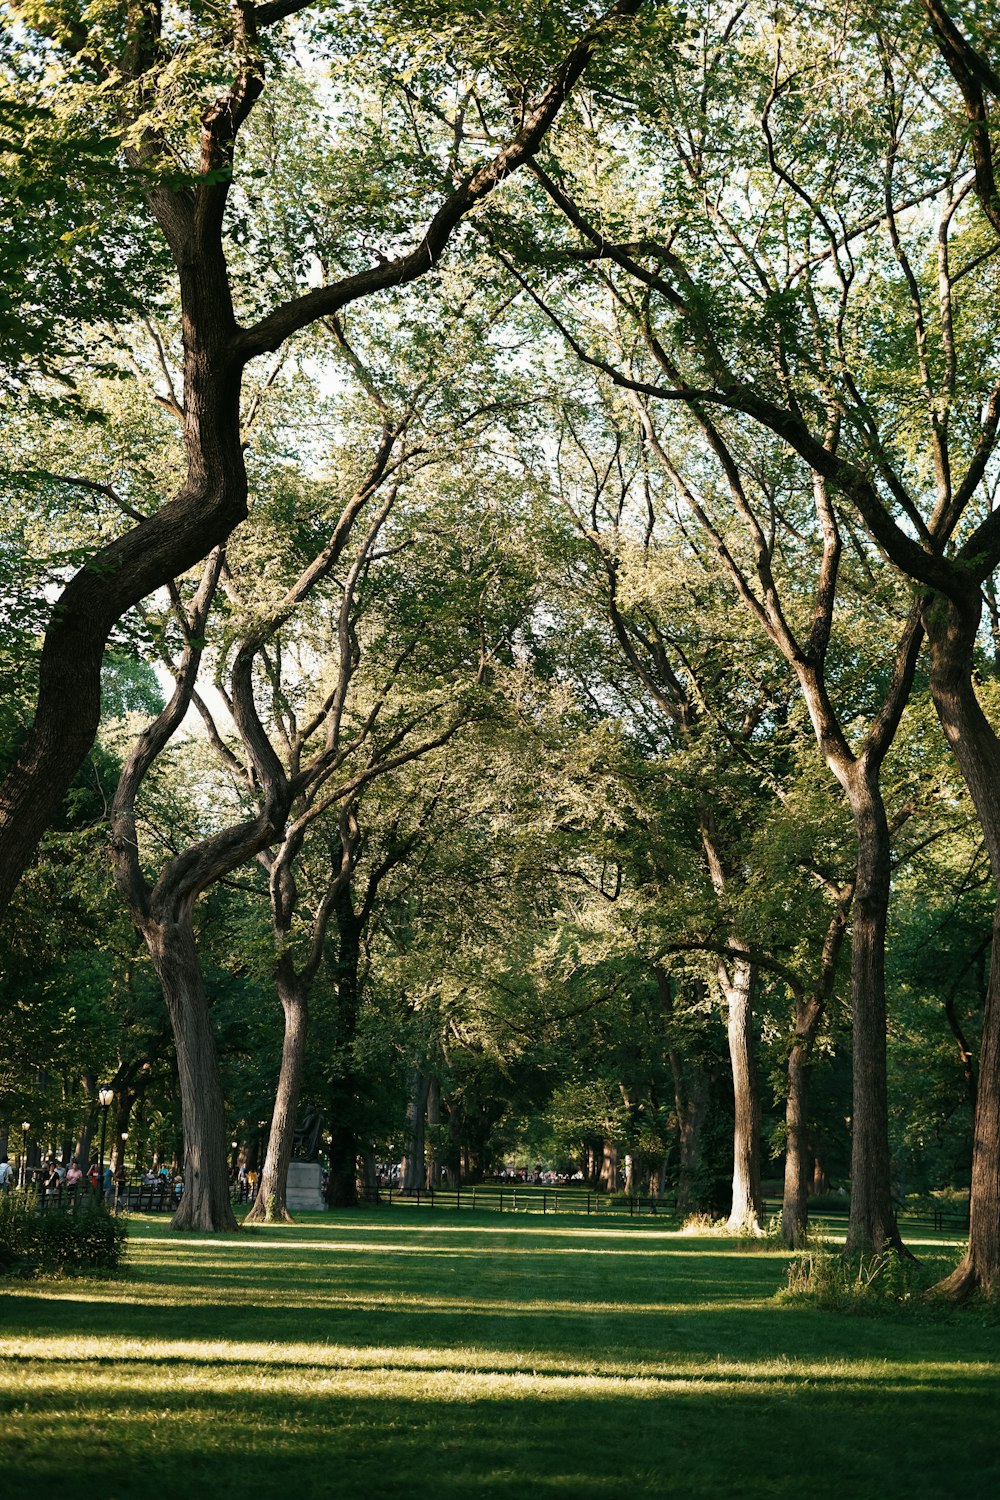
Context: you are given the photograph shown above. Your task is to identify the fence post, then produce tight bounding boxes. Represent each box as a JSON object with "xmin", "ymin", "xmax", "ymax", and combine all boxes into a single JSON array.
[
  {"xmin": 543, "ymin": 1191, "xmax": 547, "ymax": 1215},
  {"xmin": 499, "ymin": 1190, "xmax": 503, "ymax": 1214},
  {"xmin": 630, "ymin": 1196, "xmax": 634, "ymax": 1218},
  {"xmin": 587, "ymin": 1193, "xmax": 591, "ymax": 1215}
]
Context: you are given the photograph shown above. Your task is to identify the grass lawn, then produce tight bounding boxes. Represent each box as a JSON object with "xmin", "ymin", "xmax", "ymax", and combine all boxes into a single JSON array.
[{"xmin": 0, "ymin": 1210, "xmax": 996, "ymax": 1499}]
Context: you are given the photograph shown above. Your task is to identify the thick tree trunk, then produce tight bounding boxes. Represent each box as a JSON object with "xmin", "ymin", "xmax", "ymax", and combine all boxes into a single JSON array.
[
  {"xmin": 0, "ymin": 288, "xmax": 247, "ymax": 921},
  {"xmin": 842, "ymin": 768, "xmax": 906, "ymax": 1256},
  {"xmin": 596, "ymin": 1140, "xmax": 619, "ymax": 1192},
  {"xmin": 925, "ymin": 596, "xmax": 1000, "ymax": 1297},
  {"xmin": 359, "ymin": 1148, "xmax": 378, "ymax": 1197},
  {"xmin": 146, "ymin": 916, "xmax": 236, "ymax": 1232},
  {"xmin": 721, "ymin": 956, "xmax": 763, "ymax": 1234},
  {"xmin": 673, "ymin": 1068, "xmax": 709, "ymax": 1215},
  {"xmin": 326, "ymin": 1121, "xmax": 359, "ymax": 1207},
  {"xmin": 245, "ymin": 958, "xmax": 308, "ymax": 1225},
  {"xmin": 401, "ymin": 1072, "xmax": 430, "ymax": 1194}
]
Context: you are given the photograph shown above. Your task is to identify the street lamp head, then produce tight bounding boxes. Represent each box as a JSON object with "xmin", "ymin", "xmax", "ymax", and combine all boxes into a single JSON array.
[
  {"xmin": 121, "ymin": 1131, "xmax": 129, "ymax": 1142},
  {"xmin": 21, "ymin": 1121, "xmax": 30, "ymax": 1133},
  {"xmin": 98, "ymin": 1088, "xmax": 114, "ymax": 1108}
]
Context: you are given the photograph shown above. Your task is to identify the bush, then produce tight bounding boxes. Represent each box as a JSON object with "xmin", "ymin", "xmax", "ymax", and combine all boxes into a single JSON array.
[{"xmin": 0, "ymin": 1191, "xmax": 128, "ymax": 1275}]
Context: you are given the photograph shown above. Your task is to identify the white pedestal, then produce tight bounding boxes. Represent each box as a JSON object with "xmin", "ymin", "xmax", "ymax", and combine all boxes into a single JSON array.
[{"xmin": 286, "ymin": 1159, "xmax": 325, "ymax": 1211}]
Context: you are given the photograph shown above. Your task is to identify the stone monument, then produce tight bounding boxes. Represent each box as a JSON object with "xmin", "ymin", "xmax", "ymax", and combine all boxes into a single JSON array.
[{"xmin": 286, "ymin": 1159, "xmax": 325, "ymax": 1211}]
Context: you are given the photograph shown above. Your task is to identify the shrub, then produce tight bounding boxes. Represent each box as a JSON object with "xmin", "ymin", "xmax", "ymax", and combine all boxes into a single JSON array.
[
  {"xmin": 781, "ymin": 1245, "xmax": 955, "ymax": 1312},
  {"xmin": 0, "ymin": 1191, "xmax": 127, "ymax": 1275}
]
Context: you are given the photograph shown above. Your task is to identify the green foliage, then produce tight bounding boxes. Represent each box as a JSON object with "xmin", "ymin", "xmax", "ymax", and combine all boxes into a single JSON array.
[
  {"xmin": 782, "ymin": 1246, "xmax": 960, "ymax": 1313},
  {"xmin": 0, "ymin": 1192, "xmax": 127, "ymax": 1275}
]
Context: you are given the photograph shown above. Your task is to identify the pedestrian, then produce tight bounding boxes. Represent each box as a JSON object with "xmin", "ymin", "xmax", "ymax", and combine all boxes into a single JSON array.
[{"xmin": 0, "ymin": 1154, "xmax": 12, "ymax": 1191}]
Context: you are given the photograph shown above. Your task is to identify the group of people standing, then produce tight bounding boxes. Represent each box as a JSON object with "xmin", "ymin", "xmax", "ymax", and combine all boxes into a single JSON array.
[
  {"xmin": 235, "ymin": 1162, "xmax": 260, "ymax": 1202},
  {"xmin": 0, "ymin": 1152, "xmax": 184, "ymax": 1202}
]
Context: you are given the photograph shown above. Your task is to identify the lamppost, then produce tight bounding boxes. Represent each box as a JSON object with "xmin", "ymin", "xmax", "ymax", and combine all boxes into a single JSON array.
[
  {"xmin": 117, "ymin": 1130, "xmax": 128, "ymax": 1209},
  {"xmin": 97, "ymin": 1088, "xmax": 114, "ymax": 1198},
  {"xmin": 20, "ymin": 1121, "xmax": 29, "ymax": 1189}
]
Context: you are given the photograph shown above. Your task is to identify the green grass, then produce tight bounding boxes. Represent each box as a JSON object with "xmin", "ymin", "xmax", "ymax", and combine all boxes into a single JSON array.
[{"xmin": 0, "ymin": 1210, "xmax": 996, "ymax": 1499}]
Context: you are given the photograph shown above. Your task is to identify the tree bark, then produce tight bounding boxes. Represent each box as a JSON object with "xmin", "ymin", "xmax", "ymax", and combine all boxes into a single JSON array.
[
  {"xmin": 782, "ymin": 1034, "xmax": 813, "ymax": 1248},
  {"xmin": 145, "ymin": 915, "xmax": 236, "ymax": 1232},
  {"xmin": 0, "ymin": 257, "xmax": 247, "ymax": 919},
  {"xmin": 782, "ymin": 900, "xmax": 850, "ymax": 1247},
  {"xmin": 841, "ymin": 766, "xmax": 907, "ymax": 1256},
  {"xmin": 673, "ymin": 1067, "xmax": 709, "ymax": 1215},
  {"xmin": 426, "ymin": 1077, "xmax": 442, "ymax": 1189},
  {"xmin": 245, "ymin": 956, "xmax": 308, "ymax": 1224},
  {"xmin": 659, "ymin": 969, "xmax": 711, "ymax": 1215},
  {"xmin": 401, "ymin": 1071, "xmax": 430, "ymax": 1194},
  {"xmin": 721, "ymin": 956, "xmax": 763, "ymax": 1234},
  {"xmin": 325, "ymin": 890, "xmax": 363, "ymax": 1207},
  {"xmin": 924, "ymin": 594, "xmax": 1000, "ymax": 1297},
  {"xmin": 596, "ymin": 1140, "xmax": 619, "ymax": 1192}
]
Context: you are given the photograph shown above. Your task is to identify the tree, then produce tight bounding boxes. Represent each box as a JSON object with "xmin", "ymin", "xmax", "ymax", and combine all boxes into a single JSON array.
[
  {"xmin": 0, "ymin": 0, "xmax": 647, "ymax": 919},
  {"xmin": 484, "ymin": 0, "xmax": 1000, "ymax": 1263}
]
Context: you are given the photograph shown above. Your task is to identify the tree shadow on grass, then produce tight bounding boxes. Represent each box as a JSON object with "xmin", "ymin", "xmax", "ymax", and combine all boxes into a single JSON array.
[{"xmin": 1, "ymin": 1367, "xmax": 998, "ymax": 1500}]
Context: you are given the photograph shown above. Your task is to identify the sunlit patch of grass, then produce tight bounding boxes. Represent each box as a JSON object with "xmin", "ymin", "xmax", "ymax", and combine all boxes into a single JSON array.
[{"xmin": 1, "ymin": 1211, "xmax": 996, "ymax": 1499}]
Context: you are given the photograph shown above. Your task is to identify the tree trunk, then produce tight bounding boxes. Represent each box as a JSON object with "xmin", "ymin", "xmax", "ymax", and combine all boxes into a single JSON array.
[
  {"xmin": 401, "ymin": 1072, "xmax": 430, "ymax": 1194},
  {"xmin": 782, "ymin": 1035, "xmax": 813, "ymax": 1248},
  {"xmin": 842, "ymin": 767, "xmax": 906, "ymax": 1256},
  {"xmin": 596, "ymin": 1140, "xmax": 619, "ymax": 1192},
  {"xmin": 425, "ymin": 1077, "xmax": 441, "ymax": 1189},
  {"xmin": 721, "ymin": 956, "xmax": 763, "ymax": 1234},
  {"xmin": 658, "ymin": 968, "xmax": 709, "ymax": 1214},
  {"xmin": 75, "ymin": 1072, "xmax": 96, "ymax": 1169},
  {"xmin": 925, "ymin": 595, "xmax": 1000, "ymax": 1297},
  {"xmin": 675, "ymin": 1070, "xmax": 709, "ymax": 1215},
  {"xmin": 326, "ymin": 1123, "xmax": 359, "ymax": 1207},
  {"xmin": 359, "ymin": 1148, "xmax": 377, "ymax": 1197},
  {"xmin": 325, "ymin": 890, "xmax": 363, "ymax": 1208},
  {"xmin": 0, "ymin": 286, "xmax": 247, "ymax": 921},
  {"xmin": 782, "ymin": 903, "xmax": 848, "ymax": 1247},
  {"xmin": 146, "ymin": 916, "xmax": 236, "ymax": 1232},
  {"xmin": 245, "ymin": 957, "xmax": 308, "ymax": 1225}
]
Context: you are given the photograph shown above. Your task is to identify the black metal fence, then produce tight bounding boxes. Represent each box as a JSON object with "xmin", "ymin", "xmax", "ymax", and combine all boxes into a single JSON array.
[
  {"xmin": 355, "ymin": 1184, "xmax": 970, "ymax": 1234},
  {"xmin": 19, "ymin": 1179, "xmax": 182, "ymax": 1214},
  {"xmin": 8, "ymin": 1175, "xmax": 970, "ymax": 1233},
  {"xmin": 358, "ymin": 1184, "xmax": 678, "ymax": 1217}
]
